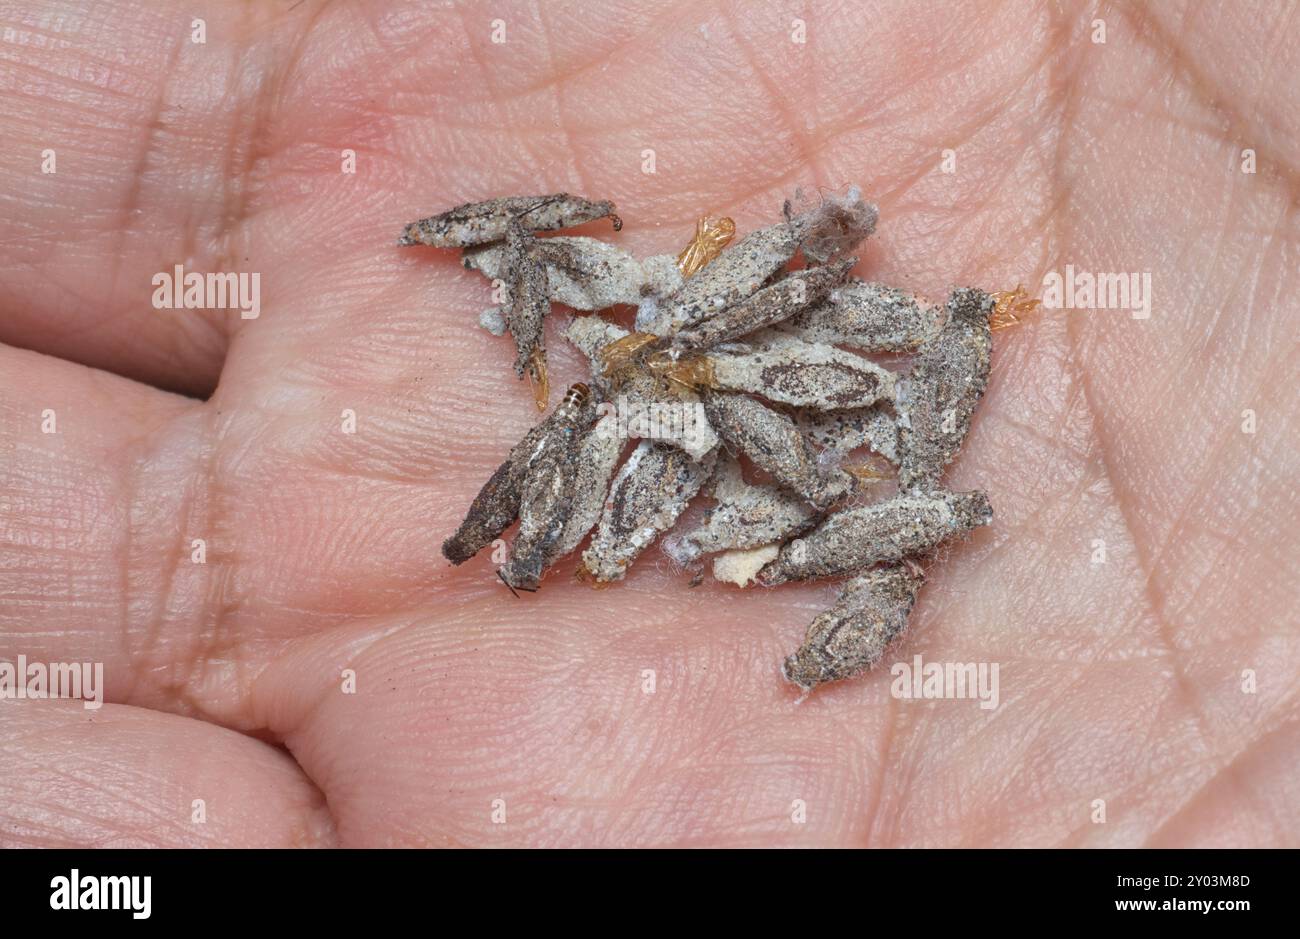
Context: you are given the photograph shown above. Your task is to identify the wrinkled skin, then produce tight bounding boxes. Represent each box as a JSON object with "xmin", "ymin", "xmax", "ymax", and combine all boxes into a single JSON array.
[{"xmin": 0, "ymin": 0, "xmax": 1296, "ymax": 847}]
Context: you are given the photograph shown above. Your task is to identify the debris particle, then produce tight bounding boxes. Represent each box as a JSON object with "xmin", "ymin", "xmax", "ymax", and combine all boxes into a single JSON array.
[
  {"xmin": 712, "ymin": 544, "xmax": 781, "ymax": 587},
  {"xmin": 479, "ymin": 307, "xmax": 507, "ymax": 336},
  {"xmin": 794, "ymin": 186, "xmax": 879, "ymax": 264}
]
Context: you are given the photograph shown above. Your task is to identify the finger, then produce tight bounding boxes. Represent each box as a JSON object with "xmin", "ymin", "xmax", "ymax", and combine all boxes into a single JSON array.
[
  {"xmin": 0, "ymin": 344, "xmax": 218, "ymax": 709},
  {"xmin": 0, "ymin": 0, "xmax": 290, "ymax": 394},
  {"xmin": 0, "ymin": 700, "xmax": 335, "ymax": 847},
  {"xmin": 1, "ymin": 322, "xmax": 493, "ymax": 727}
]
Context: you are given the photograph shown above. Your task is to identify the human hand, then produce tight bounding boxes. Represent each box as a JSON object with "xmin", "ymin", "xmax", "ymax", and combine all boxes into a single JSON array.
[{"xmin": 1, "ymin": 0, "xmax": 1295, "ymax": 847}]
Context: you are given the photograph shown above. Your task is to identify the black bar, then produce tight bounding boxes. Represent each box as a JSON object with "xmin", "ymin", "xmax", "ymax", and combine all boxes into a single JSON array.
[{"xmin": 0, "ymin": 848, "xmax": 1283, "ymax": 924}]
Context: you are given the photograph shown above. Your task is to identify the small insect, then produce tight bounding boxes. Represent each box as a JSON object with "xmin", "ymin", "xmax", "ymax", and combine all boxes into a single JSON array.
[
  {"xmin": 442, "ymin": 382, "xmax": 593, "ymax": 568},
  {"xmin": 782, "ymin": 562, "xmax": 926, "ymax": 691},
  {"xmin": 757, "ymin": 489, "xmax": 992, "ymax": 586},
  {"xmin": 702, "ymin": 390, "xmax": 855, "ymax": 509},
  {"xmin": 599, "ymin": 331, "xmax": 662, "ymax": 385},
  {"xmin": 581, "ymin": 441, "xmax": 716, "ymax": 583},
  {"xmin": 677, "ymin": 216, "xmax": 737, "ymax": 278},
  {"xmin": 564, "ymin": 314, "xmax": 631, "ymax": 384},
  {"xmin": 897, "ymin": 287, "xmax": 995, "ymax": 493},
  {"xmin": 398, "ymin": 193, "xmax": 622, "ymax": 248},
  {"xmin": 498, "ymin": 383, "xmax": 596, "ymax": 592},
  {"xmin": 598, "ymin": 344, "xmax": 709, "ymax": 401},
  {"xmin": 644, "ymin": 350, "xmax": 716, "ymax": 396},
  {"xmin": 565, "ymin": 318, "xmax": 720, "ymax": 458}
]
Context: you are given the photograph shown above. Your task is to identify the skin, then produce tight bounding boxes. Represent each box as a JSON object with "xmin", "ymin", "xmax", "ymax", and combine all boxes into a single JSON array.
[{"xmin": 0, "ymin": 0, "xmax": 1295, "ymax": 848}]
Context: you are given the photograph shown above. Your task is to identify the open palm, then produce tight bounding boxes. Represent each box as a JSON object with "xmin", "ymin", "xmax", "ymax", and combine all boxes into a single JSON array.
[{"xmin": 2, "ymin": 0, "xmax": 1296, "ymax": 847}]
